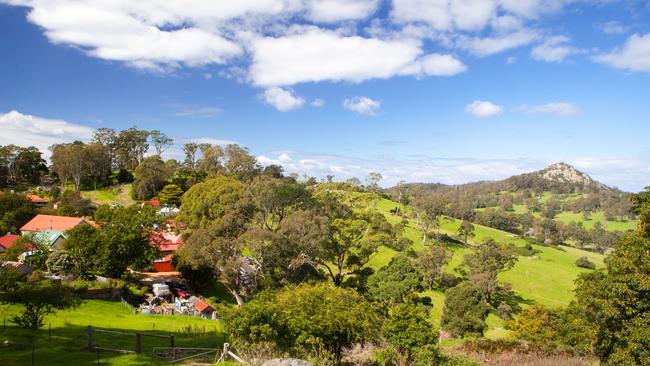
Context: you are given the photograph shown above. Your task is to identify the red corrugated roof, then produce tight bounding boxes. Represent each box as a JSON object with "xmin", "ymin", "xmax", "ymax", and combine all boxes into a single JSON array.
[
  {"xmin": 20, "ymin": 215, "xmax": 85, "ymax": 232},
  {"xmin": 149, "ymin": 230, "xmax": 183, "ymax": 252},
  {"xmin": 0, "ymin": 234, "xmax": 20, "ymax": 250},
  {"xmin": 194, "ymin": 299, "xmax": 214, "ymax": 313},
  {"xmin": 26, "ymin": 194, "xmax": 48, "ymax": 204}
]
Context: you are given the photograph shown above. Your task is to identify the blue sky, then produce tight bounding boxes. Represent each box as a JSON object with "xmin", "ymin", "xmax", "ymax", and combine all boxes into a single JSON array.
[{"xmin": 1, "ymin": 1, "xmax": 649, "ymax": 191}]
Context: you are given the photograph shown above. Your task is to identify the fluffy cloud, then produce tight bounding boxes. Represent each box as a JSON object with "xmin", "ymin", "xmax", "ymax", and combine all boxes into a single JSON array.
[
  {"xmin": 513, "ymin": 102, "xmax": 579, "ymax": 116},
  {"xmin": 594, "ymin": 33, "xmax": 650, "ymax": 73},
  {"xmin": 0, "ymin": 110, "xmax": 94, "ymax": 157},
  {"xmin": 531, "ymin": 36, "xmax": 578, "ymax": 62},
  {"xmin": 249, "ymin": 28, "xmax": 465, "ymax": 86},
  {"xmin": 465, "ymin": 100, "xmax": 503, "ymax": 118},
  {"xmin": 261, "ymin": 87, "xmax": 306, "ymax": 111},
  {"xmin": 343, "ymin": 96, "xmax": 381, "ymax": 116}
]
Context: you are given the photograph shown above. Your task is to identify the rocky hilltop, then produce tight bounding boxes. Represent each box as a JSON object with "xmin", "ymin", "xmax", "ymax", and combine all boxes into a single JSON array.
[{"xmin": 539, "ymin": 162, "xmax": 594, "ymax": 186}]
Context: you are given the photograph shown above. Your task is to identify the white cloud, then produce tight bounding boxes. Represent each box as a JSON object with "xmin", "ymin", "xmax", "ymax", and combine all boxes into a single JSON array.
[
  {"xmin": 597, "ymin": 20, "xmax": 627, "ymax": 35},
  {"xmin": 465, "ymin": 100, "xmax": 503, "ymax": 118},
  {"xmin": 172, "ymin": 104, "xmax": 222, "ymax": 118},
  {"xmin": 531, "ymin": 36, "xmax": 578, "ymax": 62},
  {"xmin": 0, "ymin": 110, "xmax": 94, "ymax": 158},
  {"xmin": 255, "ymin": 151, "xmax": 650, "ymax": 192},
  {"xmin": 343, "ymin": 96, "xmax": 381, "ymax": 116},
  {"xmin": 513, "ymin": 102, "xmax": 579, "ymax": 116},
  {"xmin": 306, "ymin": 0, "xmax": 379, "ymax": 22},
  {"xmin": 311, "ymin": 98, "xmax": 325, "ymax": 107},
  {"xmin": 457, "ymin": 29, "xmax": 539, "ymax": 56},
  {"xmin": 391, "ymin": 0, "xmax": 497, "ymax": 31},
  {"xmin": 261, "ymin": 87, "xmax": 306, "ymax": 112},
  {"xmin": 594, "ymin": 33, "xmax": 650, "ymax": 73},
  {"xmin": 249, "ymin": 28, "xmax": 465, "ymax": 86}
]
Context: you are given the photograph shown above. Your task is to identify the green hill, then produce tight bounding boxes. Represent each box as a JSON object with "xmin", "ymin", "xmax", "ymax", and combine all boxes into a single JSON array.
[{"xmin": 347, "ymin": 191, "xmax": 605, "ymax": 338}]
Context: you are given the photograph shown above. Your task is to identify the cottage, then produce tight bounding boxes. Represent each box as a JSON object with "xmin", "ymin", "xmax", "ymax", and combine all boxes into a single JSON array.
[
  {"xmin": 0, "ymin": 234, "xmax": 21, "ymax": 253},
  {"xmin": 149, "ymin": 229, "xmax": 183, "ymax": 272},
  {"xmin": 20, "ymin": 214, "xmax": 87, "ymax": 233},
  {"xmin": 1, "ymin": 261, "xmax": 32, "ymax": 276},
  {"xmin": 26, "ymin": 194, "xmax": 49, "ymax": 207}
]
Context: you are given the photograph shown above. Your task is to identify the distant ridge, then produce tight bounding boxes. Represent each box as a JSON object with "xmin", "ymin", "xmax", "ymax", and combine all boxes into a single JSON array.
[{"xmin": 389, "ymin": 162, "xmax": 616, "ymax": 193}]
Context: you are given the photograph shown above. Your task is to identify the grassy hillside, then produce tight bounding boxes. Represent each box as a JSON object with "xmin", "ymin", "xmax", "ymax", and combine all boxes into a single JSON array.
[
  {"xmin": 0, "ymin": 300, "xmax": 224, "ymax": 366},
  {"xmin": 352, "ymin": 192, "xmax": 605, "ymax": 337}
]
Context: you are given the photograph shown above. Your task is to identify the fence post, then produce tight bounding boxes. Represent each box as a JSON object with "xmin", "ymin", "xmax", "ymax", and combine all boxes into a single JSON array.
[
  {"xmin": 87, "ymin": 326, "xmax": 94, "ymax": 350},
  {"xmin": 135, "ymin": 333, "xmax": 142, "ymax": 354},
  {"xmin": 169, "ymin": 335, "xmax": 174, "ymax": 348}
]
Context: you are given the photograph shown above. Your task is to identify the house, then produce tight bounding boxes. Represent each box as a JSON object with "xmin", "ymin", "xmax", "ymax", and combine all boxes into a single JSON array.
[
  {"xmin": 0, "ymin": 261, "xmax": 32, "ymax": 276},
  {"xmin": 141, "ymin": 199, "xmax": 161, "ymax": 208},
  {"xmin": 20, "ymin": 214, "xmax": 87, "ymax": 233},
  {"xmin": 194, "ymin": 299, "xmax": 215, "ymax": 319},
  {"xmin": 149, "ymin": 229, "xmax": 183, "ymax": 272},
  {"xmin": 0, "ymin": 234, "xmax": 21, "ymax": 253},
  {"xmin": 25, "ymin": 230, "xmax": 67, "ymax": 249},
  {"xmin": 26, "ymin": 194, "xmax": 49, "ymax": 207},
  {"xmin": 20, "ymin": 214, "xmax": 89, "ymax": 252},
  {"xmin": 158, "ymin": 206, "xmax": 180, "ymax": 217}
]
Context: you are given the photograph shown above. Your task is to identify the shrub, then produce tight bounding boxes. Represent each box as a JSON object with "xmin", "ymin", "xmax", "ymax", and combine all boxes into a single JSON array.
[{"xmin": 575, "ymin": 256, "xmax": 596, "ymax": 270}]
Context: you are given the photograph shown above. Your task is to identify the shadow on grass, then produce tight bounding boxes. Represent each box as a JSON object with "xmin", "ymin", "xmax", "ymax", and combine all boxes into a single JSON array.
[{"xmin": 0, "ymin": 321, "xmax": 225, "ymax": 366}]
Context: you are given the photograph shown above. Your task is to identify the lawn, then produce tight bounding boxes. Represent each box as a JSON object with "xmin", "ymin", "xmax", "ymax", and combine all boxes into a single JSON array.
[
  {"xmin": 0, "ymin": 300, "xmax": 225, "ymax": 366},
  {"xmin": 81, "ymin": 184, "xmax": 136, "ymax": 207}
]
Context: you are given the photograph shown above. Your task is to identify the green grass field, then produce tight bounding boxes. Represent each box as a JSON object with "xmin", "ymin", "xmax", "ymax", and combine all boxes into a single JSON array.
[
  {"xmin": 0, "ymin": 300, "xmax": 225, "ymax": 366},
  {"xmin": 81, "ymin": 184, "xmax": 136, "ymax": 207}
]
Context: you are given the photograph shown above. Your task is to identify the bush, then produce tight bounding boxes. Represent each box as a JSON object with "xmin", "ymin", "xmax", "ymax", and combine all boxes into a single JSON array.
[{"xmin": 575, "ymin": 256, "xmax": 596, "ymax": 270}]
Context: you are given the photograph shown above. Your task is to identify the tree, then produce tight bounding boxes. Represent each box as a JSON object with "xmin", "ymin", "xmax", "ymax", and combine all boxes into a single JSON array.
[
  {"xmin": 0, "ymin": 277, "xmax": 81, "ymax": 328},
  {"xmin": 114, "ymin": 127, "xmax": 149, "ymax": 170},
  {"xmin": 463, "ymin": 239, "xmax": 517, "ymax": 305},
  {"xmin": 570, "ymin": 234, "xmax": 650, "ymax": 364},
  {"xmin": 64, "ymin": 207, "xmax": 158, "ymax": 278},
  {"xmin": 415, "ymin": 246, "xmax": 451, "ymax": 290},
  {"xmin": 91, "ymin": 127, "xmax": 117, "ymax": 168},
  {"xmin": 84, "ymin": 143, "xmax": 111, "ymax": 189},
  {"xmin": 0, "ymin": 145, "xmax": 46, "ymax": 186},
  {"xmin": 457, "ymin": 220, "xmax": 475, "ymax": 245},
  {"xmin": 223, "ymin": 144, "xmax": 260, "ymax": 181},
  {"xmin": 50, "ymin": 142, "xmax": 86, "ymax": 190},
  {"xmin": 366, "ymin": 172, "xmax": 382, "ymax": 192},
  {"xmin": 178, "ymin": 176, "xmax": 247, "ymax": 228},
  {"xmin": 149, "ymin": 130, "xmax": 173, "ymax": 156},
  {"xmin": 158, "ymin": 184, "xmax": 184, "ymax": 206},
  {"xmin": 133, "ymin": 156, "xmax": 170, "ymax": 200},
  {"xmin": 224, "ymin": 283, "xmax": 379, "ymax": 364},
  {"xmin": 381, "ymin": 304, "xmax": 440, "ymax": 366},
  {"xmin": 182, "ymin": 143, "xmax": 200, "ymax": 170},
  {"xmin": 368, "ymin": 255, "xmax": 423, "ymax": 303},
  {"xmin": 631, "ymin": 186, "xmax": 650, "ymax": 237},
  {"xmin": 441, "ymin": 283, "xmax": 489, "ymax": 338},
  {"xmin": 247, "ymin": 176, "xmax": 311, "ymax": 231},
  {"xmin": 0, "ymin": 193, "xmax": 36, "ymax": 234}
]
